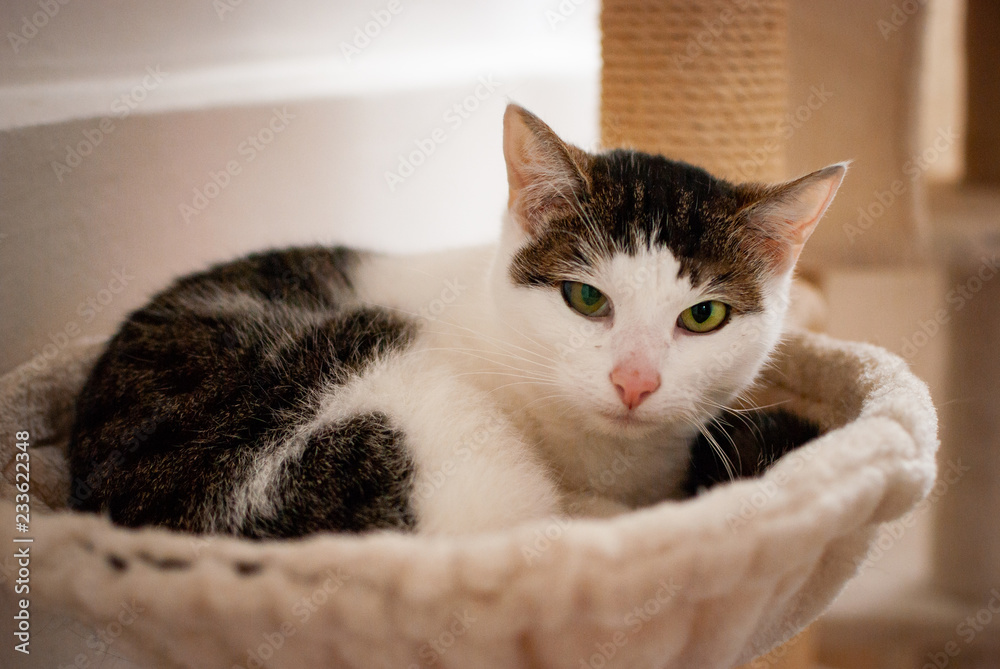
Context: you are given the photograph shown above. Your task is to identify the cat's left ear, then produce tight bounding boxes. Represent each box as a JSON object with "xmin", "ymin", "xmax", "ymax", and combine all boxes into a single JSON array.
[
  {"xmin": 742, "ymin": 162, "xmax": 849, "ymax": 274},
  {"xmin": 503, "ymin": 104, "xmax": 592, "ymax": 237}
]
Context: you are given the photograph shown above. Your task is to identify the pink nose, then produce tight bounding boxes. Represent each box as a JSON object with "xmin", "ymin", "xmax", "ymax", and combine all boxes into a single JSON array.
[{"xmin": 610, "ymin": 365, "xmax": 661, "ymax": 410}]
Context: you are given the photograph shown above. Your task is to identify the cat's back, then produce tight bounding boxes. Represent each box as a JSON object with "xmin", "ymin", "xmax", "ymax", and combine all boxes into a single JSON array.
[{"xmin": 67, "ymin": 246, "xmax": 419, "ymax": 534}]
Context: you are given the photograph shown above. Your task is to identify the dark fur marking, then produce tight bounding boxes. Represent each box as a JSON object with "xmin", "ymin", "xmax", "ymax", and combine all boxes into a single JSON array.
[
  {"xmin": 107, "ymin": 555, "xmax": 129, "ymax": 572},
  {"xmin": 174, "ymin": 246, "xmax": 357, "ymax": 309},
  {"xmin": 244, "ymin": 413, "xmax": 416, "ymax": 538},
  {"xmin": 68, "ymin": 247, "xmax": 417, "ymax": 538},
  {"xmin": 682, "ymin": 408, "xmax": 820, "ymax": 495},
  {"xmin": 510, "ymin": 151, "xmax": 770, "ymax": 314},
  {"xmin": 137, "ymin": 554, "xmax": 191, "ymax": 571},
  {"xmin": 234, "ymin": 562, "xmax": 263, "ymax": 576}
]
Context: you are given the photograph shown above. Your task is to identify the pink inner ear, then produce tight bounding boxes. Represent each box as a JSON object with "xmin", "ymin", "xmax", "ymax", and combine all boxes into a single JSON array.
[
  {"xmin": 503, "ymin": 132, "xmax": 534, "ymax": 210},
  {"xmin": 786, "ymin": 171, "xmax": 844, "ymax": 245},
  {"xmin": 750, "ymin": 163, "xmax": 847, "ymax": 271},
  {"xmin": 502, "ymin": 104, "xmax": 589, "ymax": 235}
]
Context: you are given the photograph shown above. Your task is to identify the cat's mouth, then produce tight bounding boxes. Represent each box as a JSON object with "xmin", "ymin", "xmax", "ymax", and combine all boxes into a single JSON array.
[{"xmin": 600, "ymin": 408, "xmax": 656, "ymax": 429}]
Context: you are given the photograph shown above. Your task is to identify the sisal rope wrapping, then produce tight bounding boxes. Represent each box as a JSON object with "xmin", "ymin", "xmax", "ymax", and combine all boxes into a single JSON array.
[{"xmin": 601, "ymin": 0, "xmax": 789, "ymax": 184}]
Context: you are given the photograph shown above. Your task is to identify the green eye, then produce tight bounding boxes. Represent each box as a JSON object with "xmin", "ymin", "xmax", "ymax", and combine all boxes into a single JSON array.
[
  {"xmin": 679, "ymin": 301, "xmax": 729, "ymax": 333},
  {"xmin": 561, "ymin": 281, "xmax": 611, "ymax": 317}
]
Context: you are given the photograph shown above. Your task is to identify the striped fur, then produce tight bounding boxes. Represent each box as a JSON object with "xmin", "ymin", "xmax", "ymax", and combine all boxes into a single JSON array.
[{"xmin": 67, "ymin": 104, "xmax": 844, "ymax": 537}]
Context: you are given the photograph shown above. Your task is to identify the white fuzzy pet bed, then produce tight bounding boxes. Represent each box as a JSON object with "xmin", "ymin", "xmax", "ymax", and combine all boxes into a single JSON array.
[{"xmin": 0, "ymin": 330, "xmax": 937, "ymax": 669}]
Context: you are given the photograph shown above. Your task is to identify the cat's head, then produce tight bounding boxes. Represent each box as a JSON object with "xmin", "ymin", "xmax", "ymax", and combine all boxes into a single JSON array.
[{"xmin": 492, "ymin": 103, "xmax": 846, "ymax": 437}]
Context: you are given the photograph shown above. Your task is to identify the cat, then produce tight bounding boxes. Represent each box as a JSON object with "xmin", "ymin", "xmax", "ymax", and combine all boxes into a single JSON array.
[{"xmin": 67, "ymin": 103, "xmax": 845, "ymax": 537}]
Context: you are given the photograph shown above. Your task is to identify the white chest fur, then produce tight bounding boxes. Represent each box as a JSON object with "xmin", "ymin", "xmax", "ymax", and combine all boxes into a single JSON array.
[{"xmin": 350, "ymin": 246, "xmax": 741, "ymax": 520}]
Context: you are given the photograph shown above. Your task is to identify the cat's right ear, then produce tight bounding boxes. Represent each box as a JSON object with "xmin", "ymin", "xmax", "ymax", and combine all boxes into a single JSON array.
[
  {"xmin": 503, "ymin": 104, "xmax": 591, "ymax": 237},
  {"xmin": 742, "ymin": 162, "xmax": 848, "ymax": 274}
]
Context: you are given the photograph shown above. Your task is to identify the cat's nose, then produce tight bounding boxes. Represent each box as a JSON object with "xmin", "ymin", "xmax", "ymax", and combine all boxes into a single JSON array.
[{"xmin": 610, "ymin": 365, "xmax": 661, "ymax": 410}]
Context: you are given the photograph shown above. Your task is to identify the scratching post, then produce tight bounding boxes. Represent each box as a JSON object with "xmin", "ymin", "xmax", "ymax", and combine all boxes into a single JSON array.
[
  {"xmin": 600, "ymin": 0, "xmax": 789, "ymax": 183},
  {"xmin": 599, "ymin": 5, "xmax": 816, "ymax": 667},
  {"xmin": 598, "ymin": 1, "xmax": 829, "ymax": 334}
]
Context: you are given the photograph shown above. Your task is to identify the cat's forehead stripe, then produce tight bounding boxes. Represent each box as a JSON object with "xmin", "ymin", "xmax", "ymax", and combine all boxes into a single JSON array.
[{"xmin": 510, "ymin": 151, "xmax": 766, "ymax": 313}]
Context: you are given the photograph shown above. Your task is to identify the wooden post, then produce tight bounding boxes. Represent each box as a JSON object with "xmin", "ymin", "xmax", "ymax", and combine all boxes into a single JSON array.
[
  {"xmin": 964, "ymin": 0, "xmax": 1000, "ymax": 184},
  {"xmin": 600, "ymin": 0, "xmax": 789, "ymax": 183},
  {"xmin": 601, "ymin": 6, "xmax": 818, "ymax": 666}
]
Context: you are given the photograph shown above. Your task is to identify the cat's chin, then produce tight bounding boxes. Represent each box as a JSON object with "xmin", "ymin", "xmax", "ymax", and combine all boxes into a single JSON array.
[{"xmin": 594, "ymin": 408, "xmax": 664, "ymax": 435}]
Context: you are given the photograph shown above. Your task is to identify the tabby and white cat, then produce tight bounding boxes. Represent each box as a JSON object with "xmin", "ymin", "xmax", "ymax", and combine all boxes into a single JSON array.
[{"xmin": 67, "ymin": 104, "xmax": 845, "ymax": 537}]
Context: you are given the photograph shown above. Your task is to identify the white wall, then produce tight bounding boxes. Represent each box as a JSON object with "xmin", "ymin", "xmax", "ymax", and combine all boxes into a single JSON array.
[
  {"xmin": 0, "ymin": 0, "xmax": 601, "ymax": 375},
  {"xmin": 1, "ymin": 3, "xmax": 598, "ymax": 665}
]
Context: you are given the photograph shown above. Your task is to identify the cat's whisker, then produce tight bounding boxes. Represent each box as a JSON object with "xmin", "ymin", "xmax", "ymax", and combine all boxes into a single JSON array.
[
  {"xmin": 698, "ymin": 398, "xmax": 759, "ymax": 434},
  {"xmin": 566, "ymin": 190, "xmax": 601, "ymax": 240},
  {"xmin": 415, "ymin": 344, "xmax": 560, "ymax": 375},
  {"xmin": 736, "ymin": 397, "xmax": 792, "ymax": 413},
  {"xmin": 484, "ymin": 312, "xmax": 581, "ymax": 368},
  {"xmin": 486, "ymin": 380, "xmax": 564, "ymax": 397},
  {"xmin": 450, "ymin": 370, "xmax": 561, "ymax": 388},
  {"xmin": 691, "ymin": 418, "xmax": 739, "ymax": 483},
  {"xmin": 691, "ymin": 397, "xmax": 765, "ymax": 448},
  {"xmin": 549, "ymin": 399, "xmax": 586, "ymax": 423},
  {"xmin": 445, "ymin": 329, "xmax": 560, "ymax": 371},
  {"xmin": 357, "ymin": 298, "xmax": 560, "ymax": 367},
  {"xmin": 700, "ymin": 395, "xmax": 761, "ymax": 414},
  {"xmin": 518, "ymin": 391, "xmax": 576, "ymax": 414},
  {"xmin": 415, "ymin": 347, "xmax": 555, "ymax": 378},
  {"xmin": 413, "ymin": 345, "xmax": 561, "ymax": 382},
  {"xmin": 69, "ymin": 102, "xmax": 844, "ymax": 538},
  {"xmin": 448, "ymin": 368, "xmax": 556, "ymax": 381}
]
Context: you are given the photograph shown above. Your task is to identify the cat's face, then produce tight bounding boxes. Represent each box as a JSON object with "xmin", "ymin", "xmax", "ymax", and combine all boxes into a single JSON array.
[{"xmin": 492, "ymin": 104, "xmax": 845, "ymax": 437}]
